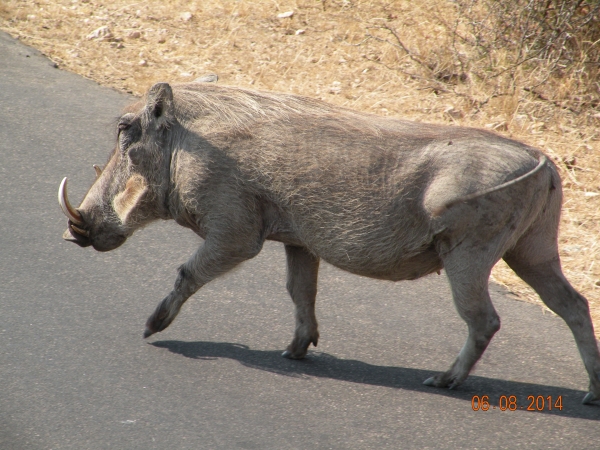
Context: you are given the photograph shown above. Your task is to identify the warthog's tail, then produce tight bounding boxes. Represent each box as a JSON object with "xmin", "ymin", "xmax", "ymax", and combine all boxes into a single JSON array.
[{"xmin": 432, "ymin": 154, "xmax": 548, "ymax": 217}]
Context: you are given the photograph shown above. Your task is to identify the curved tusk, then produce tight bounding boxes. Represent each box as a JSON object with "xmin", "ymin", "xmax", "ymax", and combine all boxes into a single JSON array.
[
  {"xmin": 93, "ymin": 164, "xmax": 102, "ymax": 178},
  {"xmin": 71, "ymin": 224, "xmax": 90, "ymax": 237},
  {"xmin": 58, "ymin": 177, "xmax": 84, "ymax": 226}
]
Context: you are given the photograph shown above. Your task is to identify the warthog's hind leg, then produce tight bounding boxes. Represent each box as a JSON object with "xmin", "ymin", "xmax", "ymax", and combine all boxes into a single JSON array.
[
  {"xmin": 504, "ymin": 256, "xmax": 600, "ymax": 405},
  {"xmin": 424, "ymin": 247, "xmax": 500, "ymax": 389},
  {"xmin": 282, "ymin": 245, "xmax": 320, "ymax": 359},
  {"xmin": 502, "ymin": 188, "xmax": 600, "ymax": 406}
]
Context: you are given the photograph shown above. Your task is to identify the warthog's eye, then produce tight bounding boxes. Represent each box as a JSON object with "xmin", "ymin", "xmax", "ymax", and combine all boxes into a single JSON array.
[
  {"xmin": 117, "ymin": 114, "xmax": 140, "ymax": 153},
  {"xmin": 117, "ymin": 113, "xmax": 136, "ymax": 134},
  {"xmin": 118, "ymin": 122, "xmax": 131, "ymax": 132},
  {"xmin": 118, "ymin": 124, "xmax": 131, "ymax": 150}
]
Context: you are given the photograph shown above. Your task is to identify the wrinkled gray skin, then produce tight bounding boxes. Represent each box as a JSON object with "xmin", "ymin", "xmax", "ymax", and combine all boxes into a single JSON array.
[{"xmin": 61, "ymin": 79, "xmax": 600, "ymax": 405}]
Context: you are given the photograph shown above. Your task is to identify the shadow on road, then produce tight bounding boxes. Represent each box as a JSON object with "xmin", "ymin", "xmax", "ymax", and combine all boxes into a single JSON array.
[{"xmin": 151, "ymin": 340, "xmax": 599, "ymax": 420}]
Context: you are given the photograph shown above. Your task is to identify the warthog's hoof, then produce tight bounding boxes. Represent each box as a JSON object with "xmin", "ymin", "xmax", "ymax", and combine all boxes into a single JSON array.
[
  {"xmin": 282, "ymin": 350, "xmax": 306, "ymax": 360},
  {"xmin": 423, "ymin": 374, "xmax": 463, "ymax": 390},
  {"xmin": 282, "ymin": 334, "xmax": 318, "ymax": 359},
  {"xmin": 143, "ymin": 327, "xmax": 155, "ymax": 339},
  {"xmin": 582, "ymin": 392, "xmax": 599, "ymax": 405},
  {"xmin": 422, "ymin": 377, "xmax": 436, "ymax": 387},
  {"xmin": 282, "ymin": 350, "xmax": 299, "ymax": 359}
]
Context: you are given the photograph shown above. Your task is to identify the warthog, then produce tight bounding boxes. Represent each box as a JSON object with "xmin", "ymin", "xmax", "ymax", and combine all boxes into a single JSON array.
[{"xmin": 59, "ymin": 80, "xmax": 600, "ymax": 404}]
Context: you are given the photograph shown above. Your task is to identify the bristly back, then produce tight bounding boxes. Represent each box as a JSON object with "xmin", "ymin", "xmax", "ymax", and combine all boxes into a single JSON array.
[
  {"xmin": 168, "ymin": 82, "xmax": 386, "ymax": 136},
  {"xmin": 162, "ymin": 82, "xmax": 506, "ymax": 144}
]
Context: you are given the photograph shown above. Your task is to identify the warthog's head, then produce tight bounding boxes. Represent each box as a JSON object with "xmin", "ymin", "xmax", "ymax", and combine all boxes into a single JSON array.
[{"xmin": 59, "ymin": 83, "xmax": 175, "ymax": 251}]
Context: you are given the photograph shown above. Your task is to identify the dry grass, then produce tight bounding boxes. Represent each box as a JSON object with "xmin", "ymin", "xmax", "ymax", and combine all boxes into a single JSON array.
[{"xmin": 2, "ymin": 0, "xmax": 600, "ymax": 335}]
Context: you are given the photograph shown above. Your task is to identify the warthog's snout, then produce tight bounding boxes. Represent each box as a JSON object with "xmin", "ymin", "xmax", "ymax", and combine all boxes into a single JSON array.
[
  {"xmin": 58, "ymin": 176, "xmax": 127, "ymax": 251},
  {"xmin": 62, "ymin": 221, "xmax": 92, "ymax": 247}
]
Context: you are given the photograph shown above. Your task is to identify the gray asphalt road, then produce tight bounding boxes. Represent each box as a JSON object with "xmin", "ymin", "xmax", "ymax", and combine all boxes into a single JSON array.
[{"xmin": 1, "ymin": 32, "xmax": 598, "ymax": 449}]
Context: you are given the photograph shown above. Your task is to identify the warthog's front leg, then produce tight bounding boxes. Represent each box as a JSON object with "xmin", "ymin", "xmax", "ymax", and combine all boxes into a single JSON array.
[
  {"xmin": 143, "ymin": 264, "xmax": 201, "ymax": 338},
  {"xmin": 144, "ymin": 237, "xmax": 261, "ymax": 338},
  {"xmin": 282, "ymin": 244, "xmax": 320, "ymax": 359}
]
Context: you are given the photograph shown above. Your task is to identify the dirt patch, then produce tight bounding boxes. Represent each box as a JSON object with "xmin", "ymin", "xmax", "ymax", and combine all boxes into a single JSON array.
[{"xmin": 2, "ymin": 0, "xmax": 600, "ymax": 335}]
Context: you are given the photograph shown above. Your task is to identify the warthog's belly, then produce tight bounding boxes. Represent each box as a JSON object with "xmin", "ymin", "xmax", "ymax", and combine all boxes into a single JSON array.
[
  {"xmin": 267, "ymin": 211, "xmax": 443, "ymax": 281},
  {"xmin": 321, "ymin": 244, "xmax": 443, "ymax": 282}
]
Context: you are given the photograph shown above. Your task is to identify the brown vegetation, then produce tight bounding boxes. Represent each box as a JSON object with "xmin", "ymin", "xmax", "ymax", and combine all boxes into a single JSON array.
[{"xmin": 2, "ymin": 0, "xmax": 600, "ymax": 335}]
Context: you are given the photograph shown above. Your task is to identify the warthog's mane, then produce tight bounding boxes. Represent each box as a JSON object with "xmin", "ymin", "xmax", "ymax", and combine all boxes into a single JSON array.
[
  {"xmin": 167, "ymin": 82, "xmax": 386, "ymax": 136},
  {"xmin": 125, "ymin": 82, "xmax": 501, "ymax": 145}
]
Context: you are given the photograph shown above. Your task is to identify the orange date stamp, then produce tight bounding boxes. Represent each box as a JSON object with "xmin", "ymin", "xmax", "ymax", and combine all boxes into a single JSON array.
[{"xmin": 471, "ymin": 395, "xmax": 563, "ymax": 411}]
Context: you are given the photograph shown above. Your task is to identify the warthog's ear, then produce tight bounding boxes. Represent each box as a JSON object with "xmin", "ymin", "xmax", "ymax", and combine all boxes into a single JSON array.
[
  {"xmin": 113, "ymin": 174, "xmax": 148, "ymax": 224},
  {"xmin": 146, "ymin": 82, "xmax": 174, "ymax": 129},
  {"xmin": 194, "ymin": 74, "xmax": 218, "ymax": 83}
]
